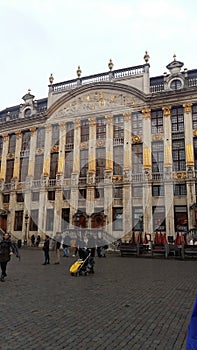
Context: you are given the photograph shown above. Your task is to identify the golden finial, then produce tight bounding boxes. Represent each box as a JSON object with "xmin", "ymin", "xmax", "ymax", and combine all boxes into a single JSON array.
[
  {"xmin": 77, "ymin": 65, "xmax": 82, "ymax": 78},
  {"xmin": 173, "ymin": 54, "xmax": 176, "ymax": 61},
  {"xmin": 49, "ymin": 73, "xmax": 54, "ymax": 85},
  {"xmin": 108, "ymin": 59, "xmax": 114, "ymax": 71},
  {"xmin": 144, "ymin": 51, "xmax": 150, "ymax": 63},
  {"xmin": 28, "ymin": 88, "xmax": 31, "ymax": 94}
]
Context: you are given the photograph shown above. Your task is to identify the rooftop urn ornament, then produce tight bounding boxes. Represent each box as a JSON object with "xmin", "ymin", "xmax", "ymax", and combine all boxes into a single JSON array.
[
  {"xmin": 144, "ymin": 51, "xmax": 150, "ymax": 63},
  {"xmin": 77, "ymin": 65, "xmax": 82, "ymax": 78},
  {"xmin": 108, "ymin": 59, "xmax": 114, "ymax": 71},
  {"xmin": 49, "ymin": 73, "xmax": 54, "ymax": 85}
]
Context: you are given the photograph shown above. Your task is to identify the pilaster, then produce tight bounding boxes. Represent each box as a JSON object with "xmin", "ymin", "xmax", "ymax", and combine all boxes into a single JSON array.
[
  {"xmin": 0, "ymin": 134, "xmax": 9, "ymax": 180},
  {"xmin": 105, "ymin": 115, "xmax": 113, "ymax": 171},
  {"xmin": 28, "ymin": 128, "xmax": 37, "ymax": 177},
  {"xmin": 43, "ymin": 124, "xmax": 52, "ymax": 176}
]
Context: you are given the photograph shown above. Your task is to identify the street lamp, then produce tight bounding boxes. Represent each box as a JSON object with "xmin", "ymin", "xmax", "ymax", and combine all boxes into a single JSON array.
[{"xmin": 24, "ymin": 212, "xmax": 29, "ymax": 246}]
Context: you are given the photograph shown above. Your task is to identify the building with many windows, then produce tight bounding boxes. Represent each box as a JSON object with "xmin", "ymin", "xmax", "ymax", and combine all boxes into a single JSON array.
[{"xmin": 0, "ymin": 52, "xmax": 197, "ymax": 244}]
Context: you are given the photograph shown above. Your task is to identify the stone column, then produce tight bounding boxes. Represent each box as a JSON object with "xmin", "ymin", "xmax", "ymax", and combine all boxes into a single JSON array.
[
  {"xmin": 27, "ymin": 127, "xmax": 37, "ymax": 177},
  {"xmin": 183, "ymin": 103, "xmax": 196, "ymax": 229},
  {"xmin": 104, "ymin": 115, "xmax": 113, "ymax": 234},
  {"xmin": 123, "ymin": 112, "xmax": 132, "ymax": 236},
  {"xmin": 163, "ymin": 106, "xmax": 174, "ymax": 237},
  {"xmin": 0, "ymin": 134, "xmax": 9, "ymax": 180},
  {"xmin": 86, "ymin": 118, "xmax": 96, "ymax": 218},
  {"xmin": 13, "ymin": 131, "xmax": 22, "ymax": 180},
  {"xmin": 43, "ymin": 124, "xmax": 52, "ymax": 176},
  {"xmin": 142, "ymin": 108, "xmax": 152, "ymax": 233},
  {"xmin": 58, "ymin": 122, "xmax": 66, "ymax": 175}
]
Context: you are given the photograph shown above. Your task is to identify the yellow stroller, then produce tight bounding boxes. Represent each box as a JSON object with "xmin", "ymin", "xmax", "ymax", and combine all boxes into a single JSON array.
[{"xmin": 69, "ymin": 249, "xmax": 94, "ymax": 276}]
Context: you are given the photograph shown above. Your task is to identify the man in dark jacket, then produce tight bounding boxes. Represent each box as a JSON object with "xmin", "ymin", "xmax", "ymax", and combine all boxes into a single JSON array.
[
  {"xmin": 0, "ymin": 232, "xmax": 20, "ymax": 282},
  {"xmin": 42, "ymin": 235, "xmax": 50, "ymax": 265}
]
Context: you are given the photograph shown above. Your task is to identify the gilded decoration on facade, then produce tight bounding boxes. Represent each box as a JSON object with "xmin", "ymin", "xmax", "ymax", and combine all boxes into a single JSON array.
[
  {"xmin": 183, "ymin": 103, "xmax": 192, "ymax": 113},
  {"xmin": 152, "ymin": 134, "xmax": 163, "ymax": 141},
  {"xmin": 173, "ymin": 171, "xmax": 186, "ymax": 180},
  {"xmin": 17, "ymin": 183, "xmax": 24, "ymax": 190},
  {"xmin": 6, "ymin": 153, "xmax": 15, "ymax": 159},
  {"xmin": 54, "ymin": 92, "xmax": 135, "ymax": 118},
  {"xmin": 123, "ymin": 112, "xmax": 131, "ymax": 121},
  {"xmin": 46, "ymin": 124, "xmax": 52, "ymax": 133},
  {"xmin": 142, "ymin": 108, "xmax": 151, "ymax": 118},
  {"xmin": 88, "ymin": 118, "xmax": 96, "ymax": 126},
  {"xmin": 80, "ymin": 141, "xmax": 88, "ymax": 149},
  {"xmin": 132, "ymin": 135, "xmax": 142, "ymax": 143},
  {"xmin": 186, "ymin": 144, "xmax": 194, "ymax": 164},
  {"xmin": 3, "ymin": 134, "xmax": 8, "ymax": 142},
  {"xmin": 105, "ymin": 115, "xmax": 113, "ymax": 124},
  {"xmin": 59, "ymin": 122, "xmax": 65, "ymax": 130},
  {"xmin": 162, "ymin": 106, "xmax": 171, "ymax": 116},
  {"xmin": 96, "ymin": 140, "xmax": 105, "ymax": 147},
  {"xmin": 112, "ymin": 175, "xmax": 122, "ymax": 183},
  {"xmin": 15, "ymin": 131, "xmax": 22, "ymax": 139},
  {"xmin": 143, "ymin": 147, "xmax": 151, "ymax": 168},
  {"xmin": 193, "ymin": 130, "xmax": 197, "ymax": 137},
  {"xmin": 30, "ymin": 127, "xmax": 36, "ymax": 136},
  {"xmin": 36, "ymin": 148, "xmax": 44, "ymax": 155},
  {"xmin": 51, "ymin": 145, "xmax": 59, "ymax": 152},
  {"xmin": 165, "ymin": 146, "xmax": 172, "ymax": 165}
]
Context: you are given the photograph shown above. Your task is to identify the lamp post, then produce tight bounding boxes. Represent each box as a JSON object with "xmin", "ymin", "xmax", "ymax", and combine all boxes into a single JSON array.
[{"xmin": 24, "ymin": 212, "xmax": 29, "ymax": 246}]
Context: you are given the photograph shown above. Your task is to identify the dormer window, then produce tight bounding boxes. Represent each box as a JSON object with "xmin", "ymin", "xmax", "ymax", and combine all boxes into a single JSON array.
[
  {"xmin": 170, "ymin": 79, "xmax": 182, "ymax": 90},
  {"xmin": 24, "ymin": 108, "xmax": 31, "ymax": 117}
]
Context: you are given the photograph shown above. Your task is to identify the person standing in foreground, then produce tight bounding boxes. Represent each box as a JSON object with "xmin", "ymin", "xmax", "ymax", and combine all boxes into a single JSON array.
[
  {"xmin": 42, "ymin": 235, "xmax": 50, "ymax": 265},
  {"xmin": 0, "ymin": 232, "xmax": 20, "ymax": 282}
]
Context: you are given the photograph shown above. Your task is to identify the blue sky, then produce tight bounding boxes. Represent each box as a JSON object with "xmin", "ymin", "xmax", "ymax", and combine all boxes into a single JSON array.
[{"xmin": 0, "ymin": 0, "xmax": 196, "ymax": 110}]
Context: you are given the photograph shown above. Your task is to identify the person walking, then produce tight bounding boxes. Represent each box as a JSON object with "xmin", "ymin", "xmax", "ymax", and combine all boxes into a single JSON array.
[
  {"xmin": 54, "ymin": 240, "xmax": 61, "ymax": 264},
  {"xmin": 42, "ymin": 235, "xmax": 50, "ymax": 265},
  {"xmin": 0, "ymin": 232, "xmax": 20, "ymax": 282}
]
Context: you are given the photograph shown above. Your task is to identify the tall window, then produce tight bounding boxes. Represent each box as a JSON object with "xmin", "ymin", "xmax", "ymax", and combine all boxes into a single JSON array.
[
  {"xmin": 113, "ymin": 208, "xmax": 123, "ymax": 231},
  {"xmin": 113, "ymin": 115, "xmax": 124, "ymax": 142},
  {"xmin": 34, "ymin": 155, "xmax": 44, "ymax": 180},
  {"xmin": 96, "ymin": 117, "xmax": 106, "ymax": 139},
  {"xmin": 52, "ymin": 124, "xmax": 59, "ymax": 146},
  {"xmin": 36, "ymin": 127, "xmax": 45, "ymax": 148},
  {"xmin": 113, "ymin": 145, "xmax": 123, "ymax": 175},
  {"xmin": 46, "ymin": 209, "xmax": 54, "ymax": 231},
  {"xmin": 172, "ymin": 139, "xmax": 186, "ymax": 171},
  {"xmin": 132, "ymin": 112, "xmax": 143, "ymax": 136},
  {"xmin": 171, "ymin": 107, "xmax": 184, "ymax": 133},
  {"xmin": 14, "ymin": 211, "xmax": 23, "ymax": 231},
  {"xmin": 132, "ymin": 186, "xmax": 143, "ymax": 197},
  {"xmin": 132, "ymin": 144, "xmax": 143, "ymax": 174},
  {"xmin": 152, "ymin": 206, "xmax": 166, "ymax": 232},
  {"xmin": 151, "ymin": 109, "xmax": 163, "ymax": 134},
  {"xmin": 192, "ymin": 104, "xmax": 197, "ymax": 129},
  {"xmin": 80, "ymin": 149, "xmax": 88, "ymax": 178},
  {"xmin": 65, "ymin": 122, "xmax": 74, "ymax": 148},
  {"xmin": 29, "ymin": 210, "xmax": 38, "ymax": 231},
  {"xmin": 174, "ymin": 206, "xmax": 188, "ymax": 232},
  {"xmin": 64, "ymin": 150, "xmax": 73, "ymax": 178},
  {"xmin": 174, "ymin": 183, "xmax": 187, "ymax": 196},
  {"xmin": 81, "ymin": 119, "xmax": 89, "ymax": 142},
  {"xmin": 8, "ymin": 133, "xmax": 16, "ymax": 154},
  {"xmin": 96, "ymin": 147, "xmax": 105, "ymax": 179},
  {"xmin": 132, "ymin": 207, "xmax": 143, "ymax": 231},
  {"xmin": 62, "ymin": 208, "xmax": 70, "ymax": 230},
  {"xmin": 5, "ymin": 159, "xmax": 14, "ymax": 183},
  {"xmin": 152, "ymin": 185, "xmax": 164, "ymax": 197},
  {"xmin": 19, "ymin": 157, "xmax": 29, "ymax": 182},
  {"xmin": 152, "ymin": 142, "xmax": 164, "ymax": 174},
  {"xmin": 21, "ymin": 131, "xmax": 31, "ymax": 150},
  {"xmin": 113, "ymin": 186, "xmax": 123, "ymax": 199},
  {"xmin": 50, "ymin": 153, "xmax": 58, "ymax": 179}
]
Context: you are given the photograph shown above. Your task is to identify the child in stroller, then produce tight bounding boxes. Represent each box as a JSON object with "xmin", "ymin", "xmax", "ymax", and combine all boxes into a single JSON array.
[{"xmin": 70, "ymin": 248, "xmax": 95, "ymax": 276}]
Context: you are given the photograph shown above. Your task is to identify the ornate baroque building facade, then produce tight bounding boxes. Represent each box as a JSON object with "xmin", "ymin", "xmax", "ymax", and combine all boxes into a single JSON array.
[{"xmin": 0, "ymin": 52, "xmax": 197, "ymax": 243}]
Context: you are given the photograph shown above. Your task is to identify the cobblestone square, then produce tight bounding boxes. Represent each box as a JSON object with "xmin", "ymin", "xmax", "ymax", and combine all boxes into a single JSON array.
[{"xmin": 0, "ymin": 249, "xmax": 196, "ymax": 350}]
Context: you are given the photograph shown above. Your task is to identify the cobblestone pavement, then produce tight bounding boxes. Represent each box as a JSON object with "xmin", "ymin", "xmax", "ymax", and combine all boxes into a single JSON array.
[{"xmin": 0, "ymin": 248, "xmax": 196, "ymax": 350}]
